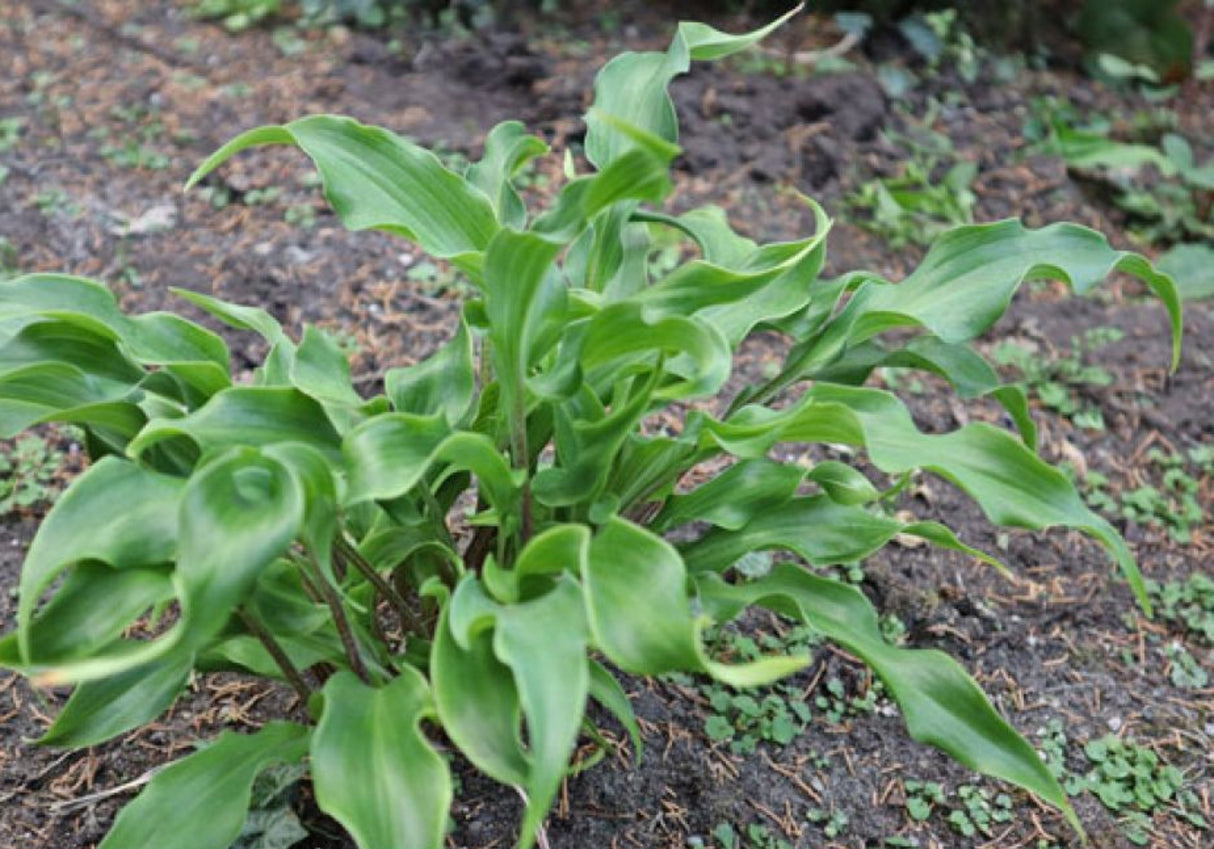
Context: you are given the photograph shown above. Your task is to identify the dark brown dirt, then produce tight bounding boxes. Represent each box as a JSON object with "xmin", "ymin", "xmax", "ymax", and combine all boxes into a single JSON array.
[{"xmin": 1, "ymin": 2, "xmax": 1211, "ymax": 848}]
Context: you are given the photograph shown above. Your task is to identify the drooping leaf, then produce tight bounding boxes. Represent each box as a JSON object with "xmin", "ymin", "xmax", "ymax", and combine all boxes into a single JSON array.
[
  {"xmin": 187, "ymin": 116, "xmax": 500, "ymax": 270},
  {"xmin": 789, "ymin": 220, "xmax": 1182, "ymax": 376},
  {"xmin": 13, "ymin": 564, "xmax": 173, "ymax": 666},
  {"xmin": 128, "ymin": 387, "xmax": 344, "ymax": 464},
  {"xmin": 97, "ymin": 723, "xmax": 310, "ymax": 849},
  {"xmin": 696, "ymin": 566, "xmax": 1081, "ymax": 836},
  {"xmin": 489, "ymin": 579, "xmax": 589, "ymax": 847},
  {"xmin": 699, "ymin": 384, "xmax": 1147, "ymax": 608},
  {"xmin": 312, "ymin": 668, "xmax": 452, "ymax": 849},
  {"xmin": 432, "ymin": 601, "xmax": 530, "ymax": 788},
  {"xmin": 679, "ymin": 495, "xmax": 993, "ymax": 574}
]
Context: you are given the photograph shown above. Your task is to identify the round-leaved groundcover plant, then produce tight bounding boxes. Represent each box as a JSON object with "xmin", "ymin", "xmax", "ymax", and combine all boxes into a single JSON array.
[{"xmin": 0, "ymin": 8, "xmax": 1184, "ymax": 849}]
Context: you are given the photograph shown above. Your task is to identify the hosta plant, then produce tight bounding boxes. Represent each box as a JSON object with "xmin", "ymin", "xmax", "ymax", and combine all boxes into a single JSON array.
[{"xmin": 0, "ymin": 10, "xmax": 1183, "ymax": 849}]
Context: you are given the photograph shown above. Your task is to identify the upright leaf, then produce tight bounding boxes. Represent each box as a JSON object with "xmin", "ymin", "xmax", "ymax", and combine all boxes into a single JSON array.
[
  {"xmin": 312, "ymin": 669, "xmax": 452, "ymax": 849},
  {"xmin": 585, "ymin": 7, "xmax": 801, "ymax": 168}
]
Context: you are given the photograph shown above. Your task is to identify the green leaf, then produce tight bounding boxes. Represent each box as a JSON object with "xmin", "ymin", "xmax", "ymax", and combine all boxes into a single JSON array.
[
  {"xmin": 0, "ymin": 275, "xmax": 230, "ymax": 402},
  {"xmin": 343, "ymin": 417, "xmax": 520, "ymax": 511},
  {"xmin": 38, "ymin": 646, "xmax": 193, "ymax": 747},
  {"xmin": 312, "ymin": 668, "xmax": 452, "ymax": 849},
  {"xmin": 129, "ymin": 387, "xmax": 343, "ymax": 464},
  {"xmin": 583, "ymin": 517, "xmax": 806, "ymax": 686},
  {"xmin": 790, "ymin": 221, "xmax": 1182, "ymax": 380},
  {"xmin": 14, "ymin": 564, "xmax": 173, "ymax": 666},
  {"xmin": 432, "ymin": 599, "xmax": 530, "ymax": 787},
  {"xmin": 588, "ymin": 658, "xmax": 643, "ymax": 762},
  {"xmin": 467, "ymin": 121, "xmax": 549, "ymax": 229},
  {"xmin": 385, "ymin": 317, "xmax": 475, "ymax": 423},
  {"xmin": 584, "ymin": 7, "xmax": 801, "ymax": 168},
  {"xmin": 532, "ymin": 377, "xmax": 659, "ymax": 509},
  {"xmin": 17, "ymin": 458, "xmax": 183, "ymax": 663},
  {"xmin": 578, "ymin": 301, "xmax": 732, "ymax": 400},
  {"xmin": 0, "ymin": 362, "xmax": 140, "ymax": 438},
  {"xmin": 653, "ymin": 459, "xmax": 805, "ymax": 532},
  {"xmin": 583, "ymin": 517, "xmax": 700, "ymax": 674},
  {"xmin": 1052, "ymin": 121, "xmax": 1176, "ymax": 175},
  {"xmin": 696, "ymin": 566, "xmax": 1081, "ymax": 836},
  {"xmin": 702, "ymin": 384, "xmax": 1149, "ymax": 609},
  {"xmin": 291, "ymin": 325, "xmax": 362, "ymax": 406},
  {"xmin": 805, "ymin": 461, "xmax": 880, "ymax": 505},
  {"xmin": 97, "ymin": 722, "xmax": 310, "ymax": 849},
  {"xmin": 637, "ymin": 198, "xmax": 831, "ymax": 345},
  {"xmin": 188, "ymin": 116, "xmax": 499, "ymax": 269},
  {"xmin": 174, "ymin": 449, "xmax": 305, "ymax": 648},
  {"xmin": 490, "ymin": 579, "xmax": 589, "ymax": 847},
  {"xmin": 679, "ymin": 495, "xmax": 990, "ymax": 574},
  {"xmin": 483, "ymin": 229, "xmax": 564, "ymax": 424}
]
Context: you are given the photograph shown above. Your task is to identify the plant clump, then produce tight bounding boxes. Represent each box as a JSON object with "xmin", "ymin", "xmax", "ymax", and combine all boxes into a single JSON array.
[{"xmin": 0, "ymin": 9, "xmax": 1185, "ymax": 849}]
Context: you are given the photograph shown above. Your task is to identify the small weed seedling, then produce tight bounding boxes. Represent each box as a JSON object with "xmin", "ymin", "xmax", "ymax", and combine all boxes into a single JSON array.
[
  {"xmin": 1149, "ymin": 572, "xmax": 1214, "ymax": 643},
  {"xmin": 1074, "ymin": 735, "xmax": 1205, "ymax": 844},
  {"xmin": 845, "ymin": 114, "xmax": 977, "ymax": 249},
  {"xmin": 708, "ymin": 821, "xmax": 794, "ymax": 849},
  {"xmin": 1085, "ymin": 445, "xmax": 1210, "ymax": 542},
  {"xmin": 994, "ymin": 326, "xmax": 1124, "ymax": 431},
  {"xmin": 0, "ymin": 10, "xmax": 1187, "ymax": 849},
  {"xmin": 0, "ymin": 433, "xmax": 66, "ymax": 516}
]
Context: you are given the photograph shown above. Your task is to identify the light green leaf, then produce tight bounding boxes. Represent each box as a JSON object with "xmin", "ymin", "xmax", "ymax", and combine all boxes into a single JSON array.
[
  {"xmin": 343, "ymin": 416, "xmax": 520, "ymax": 510},
  {"xmin": 432, "ymin": 600, "xmax": 530, "ymax": 787},
  {"xmin": 585, "ymin": 7, "xmax": 801, "ymax": 168},
  {"xmin": 188, "ymin": 116, "xmax": 499, "ymax": 269},
  {"xmin": 98, "ymin": 722, "xmax": 310, "ymax": 849},
  {"xmin": 12, "ymin": 564, "xmax": 172, "ymax": 666},
  {"xmin": 129, "ymin": 387, "xmax": 343, "ymax": 464},
  {"xmin": 385, "ymin": 317, "xmax": 475, "ymax": 423},
  {"xmin": 583, "ymin": 517, "xmax": 806, "ymax": 686},
  {"xmin": 491, "ymin": 579, "xmax": 589, "ymax": 847},
  {"xmin": 701, "ymin": 384, "xmax": 1148, "ymax": 609},
  {"xmin": 0, "ymin": 362, "xmax": 140, "ymax": 438},
  {"xmin": 805, "ymin": 461, "xmax": 880, "ymax": 505},
  {"xmin": 1158, "ymin": 243, "xmax": 1214, "ymax": 301},
  {"xmin": 483, "ymin": 229, "xmax": 564, "ymax": 426},
  {"xmin": 38, "ymin": 646, "xmax": 193, "ymax": 747},
  {"xmin": 312, "ymin": 668, "xmax": 452, "ymax": 849},
  {"xmin": 467, "ymin": 121, "xmax": 549, "ymax": 229},
  {"xmin": 653, "ymin": 459, "xmax": 805, "ymax": 532},
  {"xmin": 17, "ymin": 457, "xmax": 183, "ymax": 662}
]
